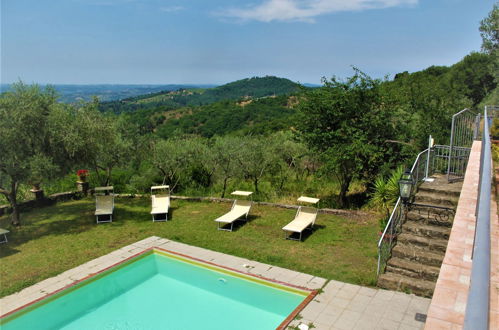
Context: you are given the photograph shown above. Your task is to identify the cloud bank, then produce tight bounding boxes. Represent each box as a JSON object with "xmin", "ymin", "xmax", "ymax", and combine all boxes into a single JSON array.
[{"xmin": 219, "ymin": 0, "xmax": 418, "ymax": 23}]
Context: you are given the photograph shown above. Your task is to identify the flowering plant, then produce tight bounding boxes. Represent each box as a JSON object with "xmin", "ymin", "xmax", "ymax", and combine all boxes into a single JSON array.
[{"xmin": 77, "ymin": 169, "xmax": 89, "ymax": 177}]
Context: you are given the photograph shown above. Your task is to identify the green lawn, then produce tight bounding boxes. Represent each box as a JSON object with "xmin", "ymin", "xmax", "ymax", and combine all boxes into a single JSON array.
[{"xmin": 0, "ymin": 198, "xmax": 379, "ymax": 298}]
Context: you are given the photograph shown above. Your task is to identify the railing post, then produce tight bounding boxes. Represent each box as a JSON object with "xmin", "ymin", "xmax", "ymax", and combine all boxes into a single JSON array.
[
  {"xmin": 447, "ymin": 115, "xmax": 456, "ymax": 181},
  {"xmin": 473, "ymin": 113, "xmax": 481, "ymax": 140},
  {"xmin": 425, "ymin": 135, "xmax": 433, "ymax": 180}
]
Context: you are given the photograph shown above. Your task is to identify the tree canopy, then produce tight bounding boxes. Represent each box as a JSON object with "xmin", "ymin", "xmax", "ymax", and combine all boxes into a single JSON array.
[{"xmin": 297, "ymin": 70, "xmax": 398, "ymax": 207}]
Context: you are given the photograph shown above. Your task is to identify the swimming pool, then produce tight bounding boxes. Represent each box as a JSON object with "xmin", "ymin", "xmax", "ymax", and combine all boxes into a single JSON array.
[{"xmin": 0, "ymin": 249, "xmax": 312, "ymax": 329}]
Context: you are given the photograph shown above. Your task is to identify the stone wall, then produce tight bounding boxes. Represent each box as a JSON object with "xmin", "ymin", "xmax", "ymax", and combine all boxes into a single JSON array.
[{"xmin": 0, "ymin": 192, "xmax": 370, "ymax": 219}]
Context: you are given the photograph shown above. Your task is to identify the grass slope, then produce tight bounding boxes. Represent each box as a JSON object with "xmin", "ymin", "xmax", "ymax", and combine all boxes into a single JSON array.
[{"xmin": 0, "ymin": 198, "xmax": 378, "ymax": 297}]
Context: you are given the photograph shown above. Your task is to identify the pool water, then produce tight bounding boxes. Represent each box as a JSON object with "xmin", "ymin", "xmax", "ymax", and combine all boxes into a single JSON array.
[{"xmin": 1, "ymin": 251, "xmax": 308, "ymax": 330}]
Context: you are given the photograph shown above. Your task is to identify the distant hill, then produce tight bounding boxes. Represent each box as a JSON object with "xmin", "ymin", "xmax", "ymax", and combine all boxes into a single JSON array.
[
  {"xmin": 99, "ymin": 76, "xmax": 302, "ymax": 114},
  {"xmin": 0, "ymin": 84, "xmax": 215, "ymax": 103},
  {"xmin": 152, "ymin": 95, "xmax": 299, "ymax": 138}
]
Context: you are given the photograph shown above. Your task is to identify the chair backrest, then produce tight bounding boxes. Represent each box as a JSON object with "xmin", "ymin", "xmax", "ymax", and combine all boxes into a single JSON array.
[
  {"xmin": 96, "ymin": 195, "xmax": 114, "ymax": 209},
  {"xmin": 232, "ymin": 199, "xmax": 252, "ymax": 213},
  {"xmin": 151, "ymin": 185, "xmax": 170, "ymax": 196},
  {"xmin": 95, "ymin": 186, "xmax": 114, "ymax": 196},
  {"xmin": 297, "ymin": 206, "xmax": 318, "ymax": 225},
  {"xmin": 154, "ymin": 194, "xmax": 169, "ymax": 199}
]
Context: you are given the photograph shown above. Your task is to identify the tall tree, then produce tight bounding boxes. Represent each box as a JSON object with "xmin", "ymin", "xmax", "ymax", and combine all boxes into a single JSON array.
[
  {"xmin": 0, "ymin": 83, "xmax": 70, "ymax": 225},
  {"xmin": 297, "ymin": 70, "xmax": 397, "ymax": 207},
  {"xmin": 479, "ymin": 3, "xmax": 499, "ymax": 56}
]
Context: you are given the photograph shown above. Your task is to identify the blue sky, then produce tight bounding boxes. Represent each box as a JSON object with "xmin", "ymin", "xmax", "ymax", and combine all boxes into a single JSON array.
[{"xmin": 0, "ymin": 0, "xmax": 496, "ymax": 85}]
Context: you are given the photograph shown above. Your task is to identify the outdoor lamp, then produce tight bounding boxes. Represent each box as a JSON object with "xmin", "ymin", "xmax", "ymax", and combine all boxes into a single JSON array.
[{"xmin": 399, "ymin": 170, "xmax": 414, "ymax": 204}]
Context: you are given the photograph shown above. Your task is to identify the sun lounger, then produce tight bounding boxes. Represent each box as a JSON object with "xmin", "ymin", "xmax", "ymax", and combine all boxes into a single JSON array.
[
  {"xmin": 95, "ymin": 186, "xmax": 114, "ymax": 223},
  {"xmin": 282, "ymin": 196, "xmax": 320, "ymax": 241},
  {"xmin": 150, "ymin": 185, "xmax": 170, "ymax": 221},
  {"xmin": 215, "ymin": 191, "xmax": 253, "ymax": 231},
  {"xmin": 0, "ymin": 228, "xmax": 9, "ymax": 243}
]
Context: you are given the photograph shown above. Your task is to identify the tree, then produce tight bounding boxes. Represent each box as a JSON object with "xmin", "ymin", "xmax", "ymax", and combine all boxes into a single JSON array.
[
  {"xmin": 237, "ymin": 136, "xmax": 276, "ymax": 194},
  {"xmin": 56, "ymin": 101, "xmax": 133, "ymax": 187},
  {"xmin": 211, "ymin": 135, "xmax": 244, "ymax": 198},
  {"xmin": 448, "ymin": 52, "xmax": 497, "ymax": 106},
  {"xmin": 0, "ymin": 83, "xmax": 70, "ymax": 225},
  {"xmin": 148, "ymin": 138, "xmax": 204, "ymax": 192},
  {"xmin": 268, "ymin": 131, "xmax": 307, "ymax": 192},
  {"xmin": 297, "ymin": 69, "xmax": 397, "ymax": 207},
  {"xmin": 479, "ymin": 3, "xmax": 498, "ymax": 56}
]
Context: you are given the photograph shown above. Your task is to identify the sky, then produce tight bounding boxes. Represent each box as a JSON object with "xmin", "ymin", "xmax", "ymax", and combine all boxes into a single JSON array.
[{"xmin": 0, "ymin": 0, "xmax": 496, "ymax": 85}]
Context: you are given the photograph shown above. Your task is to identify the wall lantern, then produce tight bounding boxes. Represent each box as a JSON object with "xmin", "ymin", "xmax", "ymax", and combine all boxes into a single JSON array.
[{"xmin": 399, "ymin": 170, "xmax": 414, "ymax": 204}]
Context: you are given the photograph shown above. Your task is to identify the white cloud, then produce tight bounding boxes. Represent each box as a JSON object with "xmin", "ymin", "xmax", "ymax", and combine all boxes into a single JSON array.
[
  {"xmin": 160, "ymin": 6, "xmax": 184, "ymax": 13},
  {"xmin": 219, "ymin": 0, "xmax": 418, "ymax": 23}
]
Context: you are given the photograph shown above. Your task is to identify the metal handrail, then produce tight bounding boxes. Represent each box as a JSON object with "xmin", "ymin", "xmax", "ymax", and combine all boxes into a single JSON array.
[
  {"xmin": 376, "ymin": 197, "xmax": 401, "ymax": 275},
  {"xmin": 377, "ymin": 148, "xmax": 429, "ymax": 275},
  {"xmin": 463, "ymin": 107, "xmax": 492, "ymax": 329}
]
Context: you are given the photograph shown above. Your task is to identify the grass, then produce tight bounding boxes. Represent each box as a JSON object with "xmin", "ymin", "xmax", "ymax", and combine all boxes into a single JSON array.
[{"xmin": 0, "ymin": 198, "xmax": 379, "ymax": 298}]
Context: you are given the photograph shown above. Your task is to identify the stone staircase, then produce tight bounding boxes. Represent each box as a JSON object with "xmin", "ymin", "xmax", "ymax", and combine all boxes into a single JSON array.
[{"xmin": 377, "ymin": 174, "xmax": 463, "ymax": 297}]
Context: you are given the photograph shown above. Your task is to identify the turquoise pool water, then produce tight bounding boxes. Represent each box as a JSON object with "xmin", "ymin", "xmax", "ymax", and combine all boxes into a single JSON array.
[{"xmin": 1, "ymin": 251, "xmax": 308, "ymax": 330}]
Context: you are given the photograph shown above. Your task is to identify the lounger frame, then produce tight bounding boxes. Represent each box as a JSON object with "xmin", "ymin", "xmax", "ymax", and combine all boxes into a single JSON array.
[
  {"xmin": 215, "ymin": 191, "xmax": 253, "ymax": 232},
  {"xmin": 95, "ymin": 186, "xmax": 114, "ymax": 224},
  {"xmin": 283, "ymin": 196, "xmax": 320, "ymax": 241},
  {"xmin": 150, "ymin": 185, "xmax": 170, "ymax": 222},
  {"xmin": 283, "ymin": 207, "xmax": 318, "ymax": 241},
  {"xmin": 216, "ymin": 200, "xmax": 251, "ymax": 231}
]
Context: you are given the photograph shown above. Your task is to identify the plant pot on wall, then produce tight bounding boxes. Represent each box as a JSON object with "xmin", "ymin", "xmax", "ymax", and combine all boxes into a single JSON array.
[{"xmin": 76, "ymin": 169, "xmax": 89, "ymax": 183}]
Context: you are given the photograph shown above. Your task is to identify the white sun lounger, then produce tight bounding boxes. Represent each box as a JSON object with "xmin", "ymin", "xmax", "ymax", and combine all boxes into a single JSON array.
[
  {"xmin": 95, "ymin": 186, "xmax": 114, "ymax": 224},
  {"xmin": 150, "ymin": 185, "xmax": 170, "ymax": 221},
  {"xmin": 215, "ymin": 191, "xmax": 253, "ymax": 231},
  {"xmin": 282, "ymin": 196, "xmax": 320, "ymax": 241}
]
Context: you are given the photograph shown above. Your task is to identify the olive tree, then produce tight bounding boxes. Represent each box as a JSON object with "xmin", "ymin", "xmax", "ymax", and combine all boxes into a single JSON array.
[
  {"xmin": 56, "ymin": 101, "xmax": 133, "ymax": 186},
  {"xmin": 0, "ymin": 83, "xmax": 70, "ymax": 225},
  {"xmin": 211, "ymin": 135, "xmax": 244, "ymax": 197},
  {"xmin": 237, "ymin": 136, "xmax": 277, "ymax": 194}
]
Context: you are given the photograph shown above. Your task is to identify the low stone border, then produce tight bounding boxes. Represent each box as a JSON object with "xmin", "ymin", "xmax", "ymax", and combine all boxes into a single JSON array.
[
  {"xmin": 0, "ymin": 191, "xmax": 80, "ymax": 217},
  {"xmin": 1, "ymin": 192, "xmax": 372, "ymax": 219}
]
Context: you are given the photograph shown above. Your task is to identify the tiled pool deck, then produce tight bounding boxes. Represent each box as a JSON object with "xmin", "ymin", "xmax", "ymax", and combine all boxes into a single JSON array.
[{"xmin": 0, "ymin": 236, "xmax": 430, "ymax": 329}]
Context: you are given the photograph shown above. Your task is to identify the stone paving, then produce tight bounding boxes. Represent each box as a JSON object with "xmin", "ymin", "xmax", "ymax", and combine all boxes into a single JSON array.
[
  {"xmin": 290, "ymin": 280, "xmax": 430, "ymax": 330},
  {"xmin": 0, "ymin": 236, "xmax": 430, "ymax": 329}
]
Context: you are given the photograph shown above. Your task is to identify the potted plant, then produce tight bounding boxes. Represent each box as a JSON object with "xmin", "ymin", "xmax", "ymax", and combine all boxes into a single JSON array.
[{"xmin": 77, "ymin": 169, "xmax": 89, "ymax": 182}]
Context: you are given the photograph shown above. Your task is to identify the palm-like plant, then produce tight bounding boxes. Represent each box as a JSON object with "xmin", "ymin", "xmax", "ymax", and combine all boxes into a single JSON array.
[{"xmin": 369, "ymin": 166, "xmax": 404, "ymax": 229}]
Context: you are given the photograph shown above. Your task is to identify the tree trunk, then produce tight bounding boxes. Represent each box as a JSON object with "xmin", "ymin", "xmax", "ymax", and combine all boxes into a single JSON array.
[
  {"xmin": 8, "ymin": 182, "xmax": 20, "ymax": 226},
  {"xmin": 253, "ymin": 178, "xmax": 259, "ymax": 194},
  {"xmin": 105, "ymin": 167, "xmax": 112, "ymax": 186},
  {"xmin": 221, "ymin": 177, "xmax": 229, "ymax": 198},
  {"xmin": 338, "ymin": 175, "xmax": 352, "ymax": 208}
]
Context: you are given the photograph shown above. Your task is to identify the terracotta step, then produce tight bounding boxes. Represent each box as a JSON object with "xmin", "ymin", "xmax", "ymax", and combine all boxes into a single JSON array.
[
  {"xmin": 377, "ymin": 272, "xmax": 436, "ymax": 297},
  {"xmin": 413, "ymin": 191, "xmax": 459, "ymax": 207},
  {"xmin": 386, "ymin": 257, "xmax": 441, "ymax": 281},
  {"xmin": 397, "ymin": 233, "xmax": 449, "ymax": 253},
  {"xmin": 403, "ymin": 220, "xmax": 451, "ymax": 240},
  {"xmin": 391, "ymin": 243, "xmax": 444, "ymax": 267}
]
